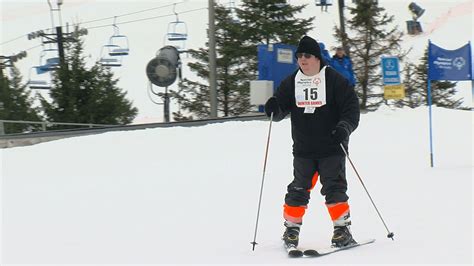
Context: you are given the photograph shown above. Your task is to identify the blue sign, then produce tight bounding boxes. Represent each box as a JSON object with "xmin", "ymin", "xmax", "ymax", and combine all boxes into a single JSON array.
[
  {"xmin": 258, "ymin": 43, "xmax": 298, "ymax": 91},
  {"xmin": 381, "ymin": 57, "xmax": 401, "ymax": 85},
  {"xmin": 428, "ymin": 41, "xmax": 472, "ymax": 81}
]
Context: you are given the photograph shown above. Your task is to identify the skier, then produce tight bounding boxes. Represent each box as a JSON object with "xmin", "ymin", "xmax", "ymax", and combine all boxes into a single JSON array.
[
  {"xmin": 264, "ymin": 36, "xmax": 360, "ymax": 249},
  {"xmin": 330, "ymin": 47, "xmax": 356, "ymax": 87},
  {"xmin": 320, "ymin": 0, "xmax": 329, "ymax": 12}
]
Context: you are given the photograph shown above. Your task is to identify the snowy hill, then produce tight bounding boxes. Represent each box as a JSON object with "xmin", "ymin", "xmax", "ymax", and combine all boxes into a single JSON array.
[
  {"xmin": 1, "ymin": 106, "xmax": 472, "ymax": 264},
  {"xmin": 1, "ymin": 0, "xmax": 473, "ymax": 122},
  {"xmin": 1, "ymin": 2, "xmax": 473, "ymax": 264}
]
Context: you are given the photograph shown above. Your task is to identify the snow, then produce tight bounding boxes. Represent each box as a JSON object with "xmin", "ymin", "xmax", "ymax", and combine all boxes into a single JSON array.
[
  {"xmin": 1, "ymin": 0, "xmax": 473, "ymax": 122},
  {"xmin": 0, "ymin": 1, "xmax": 473, "ymax": 264},
  {"xmin": 1, "ymin": 106, "xmax": 472, "ymax": 265}
]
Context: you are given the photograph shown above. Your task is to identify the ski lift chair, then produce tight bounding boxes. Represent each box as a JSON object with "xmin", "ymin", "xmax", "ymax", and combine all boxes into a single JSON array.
[
  {"xmin": 105, "ymin": 19, "xmax": 130, "ymax": 56},
  {"xmin": 315, "ymin": 0, "xmax": 333, "ymax": 6},
  {"xmin": 164, "ymin": 21, "xmax": 188, "ymax": 51},
  {"xmin": 108, "ymin": 34, "xmax": 130, "ymax": 56},
  {"xmin": 27, "ymin": 66, "xmax": 52, "ymax": 90},
  {"xmin": 38, "ymin": 48, "xmax": 60, "ymax": 71},
  {"xmin": 167, "ymin": 20, "xmax": 188, "ymax": 41},
  {"xmin": 100, "ymin": 44, "xmax": 123, "ymax": 67}
]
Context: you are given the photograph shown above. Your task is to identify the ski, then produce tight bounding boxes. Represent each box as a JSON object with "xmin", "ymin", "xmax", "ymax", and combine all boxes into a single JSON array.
[
  {"xmin": 285, "ymin": 244, "xmax": 304, "ymax": 258},
  {"xmin": 303, "ymin": 238, "xmax": 375, "ymax": 257}
]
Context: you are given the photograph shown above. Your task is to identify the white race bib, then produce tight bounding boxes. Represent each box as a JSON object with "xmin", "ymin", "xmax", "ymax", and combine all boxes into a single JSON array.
[{"xmin": 295, "ymin": 66, "xmax": 327, "ymax": 108}]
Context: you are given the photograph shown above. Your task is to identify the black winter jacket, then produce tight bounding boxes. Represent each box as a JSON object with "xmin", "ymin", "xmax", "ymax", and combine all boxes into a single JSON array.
[{"xmin": 271, "ymin": 67, "xmax": 360, "ymax": 159}]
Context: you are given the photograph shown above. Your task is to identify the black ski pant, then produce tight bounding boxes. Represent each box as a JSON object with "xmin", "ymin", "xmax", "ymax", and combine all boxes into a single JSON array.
[{"xmin": 285, "ymin": 155, "xmax": 349, "ymax": 207}]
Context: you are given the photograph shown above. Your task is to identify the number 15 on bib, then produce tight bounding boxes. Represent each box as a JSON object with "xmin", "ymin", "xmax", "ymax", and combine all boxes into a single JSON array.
[{"xmin": 295, "ymin": 67, "xmax": 327, "ymax": 108}]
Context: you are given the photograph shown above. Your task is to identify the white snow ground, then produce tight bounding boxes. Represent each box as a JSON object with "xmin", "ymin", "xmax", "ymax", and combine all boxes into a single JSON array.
[{"xmin": 1, "ymin": 106, "xmax": 472, "ymax": 265}]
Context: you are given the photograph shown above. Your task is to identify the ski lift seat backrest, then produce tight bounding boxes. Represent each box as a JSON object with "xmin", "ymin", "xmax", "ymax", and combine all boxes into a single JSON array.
[
  {"xmin": 39, "ymin": 47, "xmax": 60, "ymax": 71},
  {"xmin": 39, "ymin": 57, "xmax": 60, "ymax": 71},
  {"xmin": 46, "ymin": 57, "xmax": 60, "ymax": 65}
]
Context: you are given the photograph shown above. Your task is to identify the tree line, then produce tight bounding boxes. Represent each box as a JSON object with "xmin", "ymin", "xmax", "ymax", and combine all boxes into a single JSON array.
[{"xmin": 0, "ymin": 0, "xmax": 463, "ymax": 134}]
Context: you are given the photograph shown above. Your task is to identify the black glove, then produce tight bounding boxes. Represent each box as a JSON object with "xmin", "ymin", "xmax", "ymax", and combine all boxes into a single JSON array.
[
  {"xmin": 264, "ymin": 96, "xmax": 280, "ymax": 117},
  {"xmin": 331, "ymin": 126, "xmax": 349, "ymax": 144}
]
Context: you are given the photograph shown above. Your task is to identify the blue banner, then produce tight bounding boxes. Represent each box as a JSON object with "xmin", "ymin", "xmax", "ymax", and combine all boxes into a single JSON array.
[
  {"xmin": 381, "ymin": 57, "xmax": 401, "ymax": 85},
  {"xmin": 428, "ymin": 42, "xmax": 472, "ymax": 81}
]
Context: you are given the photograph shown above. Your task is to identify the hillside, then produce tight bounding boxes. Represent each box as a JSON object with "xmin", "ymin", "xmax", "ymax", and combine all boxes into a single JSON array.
[{"xmin": 1, "ymin": 106, "xmax": 472, "ymax": 265}]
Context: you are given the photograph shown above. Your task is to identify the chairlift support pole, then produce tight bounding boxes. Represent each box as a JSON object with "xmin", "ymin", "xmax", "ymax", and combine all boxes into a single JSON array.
[
  {"xmin": 208, "ymin": 0, "xmax": 218, "ymax": 118},
  {"xmin": 56, "ymin": 26, "xmax": 66, "ymax": 65},
  {"xmin": 164, "ymin": 87, "xmax": 170, "ymax": 123},
  {"xmin": 338, "ymin": 0, "xmax": 350, "ymax": 57}
]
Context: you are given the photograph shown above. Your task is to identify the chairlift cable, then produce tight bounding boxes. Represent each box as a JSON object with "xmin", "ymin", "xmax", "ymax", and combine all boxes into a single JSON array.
[
  {"xmin": 0, "ymin": 34, "xmax": 28, "ymax": 46},
  {"xmin": 77, "ymin": 1, "xmax": 185, "ymax": 26},
  {"xmin": 2, "ymin": 3, "xmax": 204, "ymax": 54},
  {"xmin": 86, "ymin": 7, "xmax": 207, "ymax": 30},
  {"xmin": 1, "ymin": 1, "xmax": 186, "ymax": 46}
]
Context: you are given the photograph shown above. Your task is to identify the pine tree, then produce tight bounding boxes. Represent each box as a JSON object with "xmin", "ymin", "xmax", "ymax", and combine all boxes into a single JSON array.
[
  {"xmin": 393, "ymin": 62, "xmax": 424, "ymax": 108},
  {"xmin": 40, "ymin": 33, "xmax": 138, "ymax": 129},
  {"xmin": 171, "ymin": 4, "xmax": 254, "ymax": 119},
  {"xmin": 335, "ymin": 0, "xmax": 405, "ymax": 111},
  {"xmin": 237, "ymin": 0, "xmax": 313, "ymax": 70},
  {"xmin": 0, "ymin": 67, "xmax": 42, "ymax": 134},
  {"xmin": 394, "ymin": 47, "xmax": 463, "ymax": 109},
  {"xmin": 172, "ymin": 1, "xmax": 313, "ymax": 119}
]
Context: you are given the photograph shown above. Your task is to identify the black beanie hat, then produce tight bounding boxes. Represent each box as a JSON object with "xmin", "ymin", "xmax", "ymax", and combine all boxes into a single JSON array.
[{"xmin": 295, "ymin": 36, "xmax": 323, "ymax": 62}]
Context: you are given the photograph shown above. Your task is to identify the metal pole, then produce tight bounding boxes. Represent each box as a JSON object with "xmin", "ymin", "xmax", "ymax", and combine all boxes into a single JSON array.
[
  {"xmin": 208, "ymin": 0, "xmax": 218, "ymax": 118},
  {"xmin": 164, "ymin": 87, "xmax": 170, "ymax": 123},
  {"xmin": 469, "ymin": 42, "xmax": 473, "ymax": 108},
  {"xmin": 251, "ymin": 113, "xmax": 274, "ymax": 251},
  {"xmin": 338, "ymin": 0, "xmax": 350, "ymax": 57},
  {"xmin": 0, "ymin": 121, "xmax": 5, "ymax": 135},
  {"xmin": 47, "ymin": 0, "xmax": 56, "ymax": 29},
  {"xmin": 339, "ymin": 143, "xmax": 395, "ymax": 240},
  {"xmin": 427, "ymin": 79, "xmax": 434, "ymax": 167},
  {"xmin": 0, "ymin": 57, "xmax": 4, "ymax": 77},
  {"xmin": 427, "ymin": 40, "xmax": 434, "ymax": 167},
  {"xmin": 56, "ymin": 26, "xmax": 65, "ymax": 65},
  {"xmin": 471, "ymin": 80, "xmax": 474, "ymax": 108}
]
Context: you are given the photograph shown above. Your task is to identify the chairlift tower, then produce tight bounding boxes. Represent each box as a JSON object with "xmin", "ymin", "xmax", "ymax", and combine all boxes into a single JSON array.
[
  {"xmin": 209, "ymin": 0, "xmax": 218, "ymax": 118},
  {"xmin": 27, "ymin": 1, "xmax": 88, "ymax": 89},
  {"xmin": 29, "ymin": 1, "xmax": 87, "ymax": 68}
]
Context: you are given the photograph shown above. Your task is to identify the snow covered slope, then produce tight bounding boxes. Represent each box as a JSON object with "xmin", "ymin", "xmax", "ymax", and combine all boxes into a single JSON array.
[{"xmin": 1, "ymin": 106, "xmax": 472, "ymax": 265}]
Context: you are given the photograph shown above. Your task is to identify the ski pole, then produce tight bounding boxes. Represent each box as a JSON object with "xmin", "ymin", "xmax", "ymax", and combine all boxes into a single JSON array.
[
  {"xmin": 251, "ymin": 112, "xmax": 274, "ymax": 251},
  {"xmin": 339, "ymin": 143, "xmax": 395, "ymax": 240}
]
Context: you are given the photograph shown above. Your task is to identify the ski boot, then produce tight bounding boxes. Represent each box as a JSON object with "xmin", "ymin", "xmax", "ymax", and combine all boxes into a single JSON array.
[
  {"xmin": 331, "ymin": 212, "xmax": 355, "ymax": 247},
  {"xmin": 331, "ymin": 225, "xmax": 355, "ymax": 247},
  {"xmin": 282, "ymin": 221, "xmax": 301, "ymax": 248}
]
